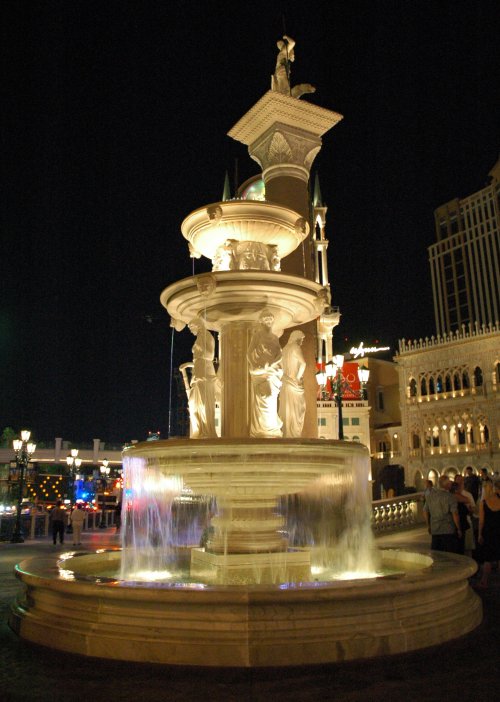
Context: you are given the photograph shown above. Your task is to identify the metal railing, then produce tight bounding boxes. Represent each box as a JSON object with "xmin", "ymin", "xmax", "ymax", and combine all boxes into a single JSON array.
[{"xmin": 0, "ymin": 510, "xmax": 116, "ymax": 541}]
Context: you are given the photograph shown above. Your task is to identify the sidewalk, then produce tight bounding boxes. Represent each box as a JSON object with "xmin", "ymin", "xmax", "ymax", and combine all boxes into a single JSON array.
[{"xmin": 0, "ymin": 527, "xmax": 498, "ymax": 702}]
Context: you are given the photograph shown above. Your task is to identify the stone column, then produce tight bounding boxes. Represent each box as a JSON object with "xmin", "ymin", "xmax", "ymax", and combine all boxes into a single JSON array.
[
  {"xmin": 219, "ymin": 321, "xmax": 253, "ymax": 438},
  {"xmin": 228, "ymin": 92, "xmax": 343, "ymax": 439}
]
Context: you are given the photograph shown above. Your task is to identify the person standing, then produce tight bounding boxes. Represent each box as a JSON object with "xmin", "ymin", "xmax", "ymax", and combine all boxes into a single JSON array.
[
  {"xmin": 451, "ymin": 475, "xmax": 475, "ymax": 554},
  {"xmin": 51, "ymin": 500, "xmax": 66, "ymax": 545},
  {"xmin": 423, "ymin": 475, "xmax": 461, "ymax": 553},
  {"xmin": 476, "ymin": 480, "xmax": 500, "ymax": 588},
  {"xmin": 70, "ymin": 503, "xmax": 86, "ymax": 546},
  {"xmin": 464, "ymin": 467, "xmax": 480, "ymax": 502}
]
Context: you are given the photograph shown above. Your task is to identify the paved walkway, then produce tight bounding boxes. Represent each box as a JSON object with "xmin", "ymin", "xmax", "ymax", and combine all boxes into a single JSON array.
[{"xmin": 0, "ymin": 528, "xmax": 498, "ymax": 702}]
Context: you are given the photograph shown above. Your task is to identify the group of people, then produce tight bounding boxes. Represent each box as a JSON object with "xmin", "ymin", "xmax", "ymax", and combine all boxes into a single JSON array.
[
  {"xmin": 50, "ymin": 501, "xmax": 86, "ymax": 546},
  {"xmin": 423, "ymin": 468, "xmax": 500, "ymax": 588},
  {"xmin": 50, "ymin": 500, "xmax": 122, "ymax": 546}
]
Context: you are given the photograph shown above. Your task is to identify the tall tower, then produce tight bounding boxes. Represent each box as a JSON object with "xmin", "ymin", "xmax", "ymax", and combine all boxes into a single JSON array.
[
  {"xmin": 429, "ymin": 157, "xmax": 500, "ymax": 336},
  {"xmin": 228, "ymin": 38, "xmax": 343, "ymax": 437}
]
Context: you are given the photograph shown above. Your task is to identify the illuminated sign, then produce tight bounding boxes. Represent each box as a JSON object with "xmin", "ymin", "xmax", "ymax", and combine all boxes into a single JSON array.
[{"xmin": 350, "ymin": 342, "xmax": 390, "ymax": 359}]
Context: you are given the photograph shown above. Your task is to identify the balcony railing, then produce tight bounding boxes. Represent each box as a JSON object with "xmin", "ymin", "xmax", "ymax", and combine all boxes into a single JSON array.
[{"xmin": 372, "ymin": 493, "xmax": 425, "ymax": 534}]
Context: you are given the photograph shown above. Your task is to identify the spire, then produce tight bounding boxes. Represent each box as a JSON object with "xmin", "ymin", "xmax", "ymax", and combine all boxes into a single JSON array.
[
  {"xmin": 222, "ymin": 171, "xmax": 231, "ymax": 201},
  {"xmin": 313, "ymin": 173, "xmax": 323, "ymax": 207}
]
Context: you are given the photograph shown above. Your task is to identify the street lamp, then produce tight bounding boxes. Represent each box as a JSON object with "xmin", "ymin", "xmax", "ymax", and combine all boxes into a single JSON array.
[
  {"xmin": 99, "ymin": 459, "xmax": 110, "ymax": 528},
  {"xmin": 10, "ymin": 430, "xmax": 36, "ymax": 543},
  {"xmin": 316, "ymin": 357, "xmax": 370, "ymax": 440},
  {"xmin": 66, "ymin": 449, "xmax": 82, "ymax": 507}
]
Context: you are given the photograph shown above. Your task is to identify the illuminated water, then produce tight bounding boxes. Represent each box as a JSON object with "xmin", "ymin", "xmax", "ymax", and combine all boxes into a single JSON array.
[{"xmin": 119, "ymin": 442, "xmax": 381, "ymax": 585}]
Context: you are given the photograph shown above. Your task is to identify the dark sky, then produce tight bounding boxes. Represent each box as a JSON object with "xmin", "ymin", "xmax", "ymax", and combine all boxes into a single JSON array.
[{"xmin": 1, "ymin": 1, "xmax": 499, "ymax": 444}]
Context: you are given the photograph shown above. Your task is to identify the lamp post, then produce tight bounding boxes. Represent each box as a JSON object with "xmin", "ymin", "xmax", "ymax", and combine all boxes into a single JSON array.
[
  {"xmin": 65, "ymin": 449, "xmax": 82, "ymax": 507},
  {"xmin": 10, "ymin": 430, "xmax": 36, "ymax": 543},
  {"xmin": 99, "ymin": 459, "xmax": 110, "ymax": 528},
  {"xmin": 316, "ymin": 356, "xmax": 370, "ymax": 440}
]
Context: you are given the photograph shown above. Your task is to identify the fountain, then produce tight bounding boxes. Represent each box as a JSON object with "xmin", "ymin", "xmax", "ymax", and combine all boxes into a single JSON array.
[{"xmin": 10, "ymin": 37, "xmax": 481, "ymax": 667}]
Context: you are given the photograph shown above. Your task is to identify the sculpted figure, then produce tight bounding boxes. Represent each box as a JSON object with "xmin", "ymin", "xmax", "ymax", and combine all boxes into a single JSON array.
[
  {"xmin": 247, "ymin": 309, "xmax": 283, "ymax": 438},
  {"xmin": 271, "ymin": 35, "xmax": 316, "ymax": 99},
  {"xmin": 236, "ymin": 241, "xmax": 270, "ymax": 270},
  {"xmin": 272, "ymin": 35, "xmax": 295, "ymax": 94},
  {"xmin": 212, "ymin": 240, "xmax": 235, "ymax": 271},
  {"xmin": 186, "ymin": 317, "xmax": 217, "ymax": 439},
  {"xmin": 279, "ymin": 331, "xmax": 306, "ymax": 437}
]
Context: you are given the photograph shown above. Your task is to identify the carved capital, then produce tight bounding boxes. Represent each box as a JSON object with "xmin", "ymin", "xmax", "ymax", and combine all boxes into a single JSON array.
[{"xmin": 249, "ymin": 124, "xmax": 322, "ymax": 178}]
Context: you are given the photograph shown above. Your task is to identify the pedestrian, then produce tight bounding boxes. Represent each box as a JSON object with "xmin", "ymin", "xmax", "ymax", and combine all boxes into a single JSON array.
[
  {"xmin": 423, "ymin": 475, "xmax": 462, "ymax": 553},
  {"xmin": 479, "ymin": 468, "xmax": 490, "ymax": 500},
  {"xmin": 476, "ymin": 479, "xmax": 500, "ymax": 588},
  {"xmin": 464, "ymin": 467, "xmax": 480, "ymax": 502},
  {"xmin": 451, "ymin": 475, "xmax": 474, "ymax": 554},
  {"xmin": 51, "ymin": 500, "xmax": 66, "ymax": 545},
  {"xmin": 115, "ymin": 501, "xmax": 122, "ymax": 531},
  {"xmin": 70, "ymin": 503, "xmax": 86, "ymax": 546}
]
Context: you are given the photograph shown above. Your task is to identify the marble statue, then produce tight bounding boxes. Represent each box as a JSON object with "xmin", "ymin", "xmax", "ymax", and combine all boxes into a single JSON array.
[
  {"xmin": 186, "ymin": 316, "xmax": 217, "ymax": 439},
  {"xmin": 279, "ymin": 330, "xmax": 306, "ymax": 437},
  {"xmin": 271, "ymin": 35, "xmax": 316, "ymax": 99},
  {"xmin": 247, "ymin": 309, "xmax": 283, "ymax": 438}
]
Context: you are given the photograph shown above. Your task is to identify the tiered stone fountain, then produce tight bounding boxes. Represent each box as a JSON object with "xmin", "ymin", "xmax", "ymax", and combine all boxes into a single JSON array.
[{"xmin": 10, "ymin": 37, "xmax": 481, "ymax": 667}]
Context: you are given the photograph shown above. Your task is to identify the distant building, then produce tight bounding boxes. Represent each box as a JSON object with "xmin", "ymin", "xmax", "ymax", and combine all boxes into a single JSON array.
[
  {"xmin": 429, "ymin": 158, "xmax": 500, "ymax": 336},
  {"xmin": 396, "ymin": 323, "xmax": 500, "ymax": 488}
]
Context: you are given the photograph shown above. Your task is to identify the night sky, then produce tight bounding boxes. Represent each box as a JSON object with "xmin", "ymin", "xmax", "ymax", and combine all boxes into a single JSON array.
[{"xmin": 1, "ymin": 1, "xmax": 499, "ymax": 444}]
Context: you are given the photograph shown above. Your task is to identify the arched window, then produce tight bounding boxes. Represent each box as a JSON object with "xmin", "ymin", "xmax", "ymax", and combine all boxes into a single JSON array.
[
  {"xmin": 436, "ymin": 375, "xmax": 443, "ymax": 393},
  {"xmin": 474, "ymin": 366, "xmax": 483, "ymax": 387},
  {"xmin": 421, "ymin": 378, "xmax": 427, "ymax": 396},
  {"xmin": 432, "ymin": 427, "xmax": 440, "ymax": 447},
  {"xmin": 483, "ymin": 425, "xmax": 490, "ymax": 443},
  {"xmin": 496, "ymin": 363, "xmax": 500, "ymax": 384},
  {"xmin": 462, "ymin": 371, "xmax": 470, "ymax": 389},
  {"xmin": 412, "ymin": 433, "xmax": 421, "ymax": 449},
  {"xmin": 453, "ymin": 372, "xmax": 461, "ymax": 390},
  {"xmin": 458, "ymin": 427, "xmax": 466, "ymax": 445},
  {"xmin": 409, "ymin": 378, "xmax": 417, "ymax": 397},
  {"xmin": 429, "ymin": 377, "xmax": 435, "ymax": 394},
  {"xmin": 445, "ymin": 374, "xmax": 452, "ymax": 392}
]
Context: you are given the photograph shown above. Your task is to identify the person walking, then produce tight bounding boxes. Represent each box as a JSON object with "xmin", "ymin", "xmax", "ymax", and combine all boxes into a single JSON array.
[
  {"xmin": 51, "ymin": 500, "xmax": 66, "ymax": 545},
  {"xmin": 423, "ymin": 475, "xmax": 461, "ymax": 553},
  {"xmin": 70, "ymin": 503, "xmax": 86, "ymax": 546}
]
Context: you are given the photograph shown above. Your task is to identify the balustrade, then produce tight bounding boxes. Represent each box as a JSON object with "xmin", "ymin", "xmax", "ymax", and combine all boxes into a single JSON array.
[{"xmin": 372, "ymin": 493, "xmax": 425, "ymax": 533}]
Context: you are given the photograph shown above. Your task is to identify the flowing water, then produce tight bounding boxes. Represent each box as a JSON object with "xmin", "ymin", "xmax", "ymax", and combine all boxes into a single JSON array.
[{"xmin": 119, "ymin": 445, "xmax": 381, "ymax": 585}]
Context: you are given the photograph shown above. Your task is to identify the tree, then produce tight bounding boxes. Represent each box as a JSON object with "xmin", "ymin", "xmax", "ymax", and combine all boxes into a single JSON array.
[{"xmin": 0, "ymin": 427, "xmax": 16, "ymax": 448}]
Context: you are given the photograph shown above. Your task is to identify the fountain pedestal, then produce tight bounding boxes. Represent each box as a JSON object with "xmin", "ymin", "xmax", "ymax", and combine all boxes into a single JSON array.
[{"xmin": 190, "ymin": 548, "xmax": 311, "ymax": 585}]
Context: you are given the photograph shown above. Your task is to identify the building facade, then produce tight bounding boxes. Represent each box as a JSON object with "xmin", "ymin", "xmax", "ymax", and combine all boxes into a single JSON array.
[
  {"xmin": 396, "ymin": 323, "xmax": 500, "ymax": 488},
  {"xmin": 429, "ymin": 158, "xmax": 500, "ymax": 336}
]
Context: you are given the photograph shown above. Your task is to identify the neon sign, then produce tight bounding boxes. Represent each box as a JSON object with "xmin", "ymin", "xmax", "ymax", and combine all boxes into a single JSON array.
[{"xmin": 350, "ymin": 342, "xmax": 390, "ymax": 359}]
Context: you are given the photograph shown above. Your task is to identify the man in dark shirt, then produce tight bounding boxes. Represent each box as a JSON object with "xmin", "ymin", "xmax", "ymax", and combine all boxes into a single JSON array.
[
  {"xmin": 51, "ymin": 500, "xmax": 66, "ymax": 545},
  {"xmin": 464, "ymin": 467, "xmax": 480, "ymax": 502}
]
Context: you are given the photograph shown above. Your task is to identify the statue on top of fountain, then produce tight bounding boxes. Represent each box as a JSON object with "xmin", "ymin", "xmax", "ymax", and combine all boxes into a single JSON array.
[
  {"xmin": 247, "ymin": 308, "xmax": 283, "ymax": 438},
  {"xmin": 183, "ymin": 316, "xmax": 218, "ymax": 439},
  {"xmin": 279, "ymin": 330, "xmax": 306, "ymax": 438},
  {"xmin": 271, "ymin": 35, "xmax": 316, "ymax": 99}
]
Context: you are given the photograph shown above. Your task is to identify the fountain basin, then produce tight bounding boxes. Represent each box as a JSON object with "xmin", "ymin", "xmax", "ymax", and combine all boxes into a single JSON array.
[
  {"xmin": 10, "ymin": 548, "xmax": 481, "ymax": 667},
  {"xmin": 181, "ymin": 200, "xmax": 308, "ymax": 261}
]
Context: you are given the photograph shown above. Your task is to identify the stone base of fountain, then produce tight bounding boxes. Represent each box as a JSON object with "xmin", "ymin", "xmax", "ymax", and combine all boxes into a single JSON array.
[
  {"xmin": 190, "ymin": 547, "xmax": 311, "ymax": 585},
  {"xmin": 10, "ymin": 548, "xmax": 481, "ymax": 667}
]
